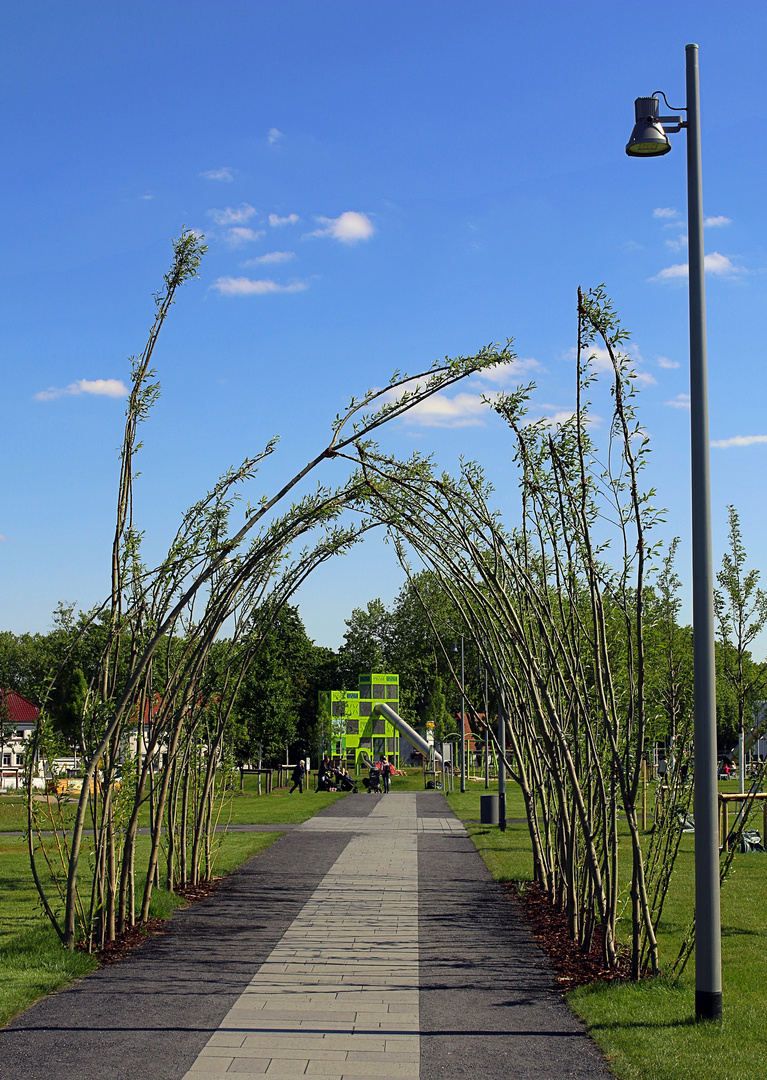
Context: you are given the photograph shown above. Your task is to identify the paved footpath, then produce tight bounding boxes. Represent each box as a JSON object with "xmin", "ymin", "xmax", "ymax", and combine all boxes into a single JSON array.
[{"xmin": 1, "ymin": 793, "xmax": 612, "ymax": 1080}]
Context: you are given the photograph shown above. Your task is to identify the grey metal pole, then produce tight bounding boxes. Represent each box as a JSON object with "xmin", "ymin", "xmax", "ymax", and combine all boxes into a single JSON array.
[
  {"xmin": 484, "ymin": 664, "xmax": 490, "ymax": 788},
  {"xmin": 460, "ymin": 635, "xmax": 466, "ymax": 793},
  {"xmin": 686, "ymin": 42, "xmax": 722, "ymax": 1024},
  {"xmin": 497, "ymin": 689, "xmax": 506, "ymax": 832}
]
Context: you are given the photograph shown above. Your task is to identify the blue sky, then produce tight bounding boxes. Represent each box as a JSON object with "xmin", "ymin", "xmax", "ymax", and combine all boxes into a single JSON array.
[{"xmin": 3, "ymin": 1, "xmax": 767, "ymax": 652}]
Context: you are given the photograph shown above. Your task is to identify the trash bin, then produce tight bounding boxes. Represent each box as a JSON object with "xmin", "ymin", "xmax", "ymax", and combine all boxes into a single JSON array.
[{"xmin": 480, "ymin": 794, "xmax": 499, "ymax": 825}]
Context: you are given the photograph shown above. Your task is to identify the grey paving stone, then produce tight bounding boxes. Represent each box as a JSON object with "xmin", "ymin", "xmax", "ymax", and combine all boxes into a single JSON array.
[{"xmin": 181, "ymin": 798, "xmax": 419, "ymax": 1080}]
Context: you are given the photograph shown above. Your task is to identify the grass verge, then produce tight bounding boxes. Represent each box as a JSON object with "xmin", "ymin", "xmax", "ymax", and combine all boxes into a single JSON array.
[
  {"xmin": 447, "ymin": 782, "xmax": 767, "ymax": 1080},
  {"xmin": 0, "ymin": 822, "xmax": 292, "ymax": 1027}
]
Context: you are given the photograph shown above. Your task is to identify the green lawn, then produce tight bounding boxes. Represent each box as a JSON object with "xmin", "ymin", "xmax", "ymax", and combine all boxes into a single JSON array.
[
  {"xmin": 0, "ymin": 795, "xmax": 66, "ymax": 833},
  {"xmin": 224, "ymin": 779, "xmax": 348, "ymax": 823},
  {"xmin": 447, "ymin": 782, "xmax": 767, "ymax": 1080},
  {"xmin": 0, "ymin": 779, "xmax": 348, "ymax": 833}
]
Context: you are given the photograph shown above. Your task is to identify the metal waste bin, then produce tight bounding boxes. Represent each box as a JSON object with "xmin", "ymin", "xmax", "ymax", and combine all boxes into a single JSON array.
[{"xmin": 480, "ymin": 794, "xmax": 499, "ymax": 825}]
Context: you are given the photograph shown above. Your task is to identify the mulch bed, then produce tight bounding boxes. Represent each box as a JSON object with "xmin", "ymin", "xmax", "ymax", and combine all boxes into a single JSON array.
[
  {"xmin": 507, "ymin": 880, "xmax": 632, "ymax": 993},
  {"xmin": 78, "ymin": 877, "xmax": 222, "ymax": 966}
]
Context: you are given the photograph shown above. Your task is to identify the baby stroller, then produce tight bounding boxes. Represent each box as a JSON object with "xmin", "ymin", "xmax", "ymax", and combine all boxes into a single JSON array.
[
  {"xmin": 332, "ymin": 768, "xmax": 358, "ymax": 794},
  {"xmin": 363, "ymin": 767, "xmax": 382, "ymax": 794}
]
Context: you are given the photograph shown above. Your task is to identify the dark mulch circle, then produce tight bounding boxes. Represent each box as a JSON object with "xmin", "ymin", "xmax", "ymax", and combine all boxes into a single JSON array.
[
  {"xmin": 176, "ymin": 878, "xmax": 221, "ymax": 904},
  {"xmin": 76, "ymin": 878, "xmax": 222, "ymax": 966},
  {"xmin": 507, "ymin": 880, "xmax": 632, "ymax": 993},
  {"xmin": 93, "ymin": 918, "xmax": 166, "ymax": 965}
]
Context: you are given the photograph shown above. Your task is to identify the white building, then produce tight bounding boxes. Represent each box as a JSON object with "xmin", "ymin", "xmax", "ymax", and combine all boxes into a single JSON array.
[{"xmin": 0, "ymin": 689, "xmax": 37, "ymax": 790}]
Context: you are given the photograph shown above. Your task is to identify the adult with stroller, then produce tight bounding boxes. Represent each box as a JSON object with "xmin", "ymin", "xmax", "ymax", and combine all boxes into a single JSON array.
[
  {"xmin": 363, "ymin": 765, "xmax": 382, "ymax": 793},
  {"xmin": 290, "ymin": 759, "xmax": 306, "ymax": 793},
  {"xmin": 317, "ymin": 756, "xmax": 332, "ymax": 792},
  {"xmin": 330, "ymin": 766, "xmax": 359, "ymax": 794}
]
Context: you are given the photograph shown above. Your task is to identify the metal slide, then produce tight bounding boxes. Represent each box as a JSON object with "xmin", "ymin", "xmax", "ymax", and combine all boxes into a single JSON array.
[
  {"xmin": 372, "ymin": 701, "xmax": 443, "ymax": 766},
  {"xmin": 726, "ymin": 719, "xmax": 767, "ymax": 758}
]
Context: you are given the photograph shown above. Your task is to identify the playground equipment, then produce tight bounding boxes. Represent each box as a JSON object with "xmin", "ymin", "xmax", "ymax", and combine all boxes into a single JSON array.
[
  {"xmin": 319, "ymin": 674, "xmax": 403, "ymax": 768},
  {"xmin": 724, "ymin": 712, "xmax": 767, "ymax": 791},
  {"xmin": 372, "ymin": 701, "xmax": 443, "ymax": 767},
  {"xmin": 318, "ymin": 674, "xmax": 447, "ymax": 787},
  {"xmin": 719, "ymin": 790, "xmax": 767, "ymax": 851}
]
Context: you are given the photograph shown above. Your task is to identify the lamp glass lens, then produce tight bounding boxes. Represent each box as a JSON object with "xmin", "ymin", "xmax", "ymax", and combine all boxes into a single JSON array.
[{"xmin": 627, "ymin": 139, "xmax": 671, "ymax": 157}]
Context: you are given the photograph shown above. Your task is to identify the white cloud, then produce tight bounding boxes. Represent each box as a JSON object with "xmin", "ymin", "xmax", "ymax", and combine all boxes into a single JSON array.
[
  {"xmin": 226, "ymin": 227, "xmax": 265, "ymax": 246},
  {"xmin": 475, "ymin": 357, "xmax": 540, "ymax": 386},
  {"xmin": 704, "ymin": 215, "xmax": 731, "ymax": 228},
  {"xmin": 209, "ymin": 203, "xmax": 257, "ymax": 226},
  {"xmin": 711, "ymin": 434, "xmax": 767, "ymax": 449},
  {"xmin": 377, "ymin": 358, "xmax": 541, "ymax": 428},
  {"xmin": 665, "ymin": 394, "xmax": 690, "ymax": 409},
  {"xmin": 653, "ymin": 262, "xmax": 689, "ymax": 281},
  {"xmin": 142, "ymin": 194, "xmax": 154, "ymax": 201},
  {"xmin": 652, "ymin": 252, "xmax": 742, "ymax": 281},
  {"xmin": 576, "ymin": 344, "xmax": 657, "ymax": 385},
  {"xmin": 200, "ymin": 167, "xmax": 234, "ymax": 182},
  {"xmin": 35, "ymin": 378, "xmax": 128, "ymax": 402},
  {"xmin": 242, "ymin": 251, "xmax": 295, "ymax": 266},
  {"xmin": 308, "ymin": 211, "xmax": 375, "ymax": 244},
  {"xmin": 0, "ymin": 533, "xmax": 8, "ymax": 542},
  {"xmin": 377, "ymin": 378, "xmax": 496, "ymax": 428},
  {"xmin": 533, "ymin": 410, "xmax": 577, "ymax": 429},
  {"xmin": 657, "ymin": 356, "xmax": 680, "ymax": 369},
  {"xmin": 654, "ymin": 207, "xmax": 678, "ymax": 219},
  {"xmin": 269, "ymin": 213, "xmax": 300, "ymax": 227},
  {"xmin": 210, "ymin": 277, "xmax": 308, "ymax": 296},
  {"xmin": 400, "ymin": 391, "xmax": 493, "ymax": 428},
  {"xmin": 527, "ymin": 408, "xmax": 604, "ymax": 429},
  {"xmin": 666, "ymin": 235, "xmax": 688, "ymax": 252},
  {"xmin": 268, "ymin": 128, "xmax": 284, "ymax": 144}
]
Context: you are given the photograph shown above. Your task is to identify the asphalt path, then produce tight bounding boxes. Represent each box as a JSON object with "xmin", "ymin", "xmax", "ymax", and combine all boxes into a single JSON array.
[
  {"xmin": 0, "ymin": 797, "xmax": 376, "ymax": 1079},
  {"xmin": 1, "ymin": 793, "xmax": 612, "ymax": 1079},
  {"xmin": 416, "ymin": 793, "xmax": 611, "ymax": 1079}
]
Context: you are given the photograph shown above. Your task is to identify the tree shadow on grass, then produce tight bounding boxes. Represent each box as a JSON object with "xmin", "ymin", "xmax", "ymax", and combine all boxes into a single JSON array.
[{"xmin": 587, "ymin": 1016, "xmax": 697, "ymax": 1032}]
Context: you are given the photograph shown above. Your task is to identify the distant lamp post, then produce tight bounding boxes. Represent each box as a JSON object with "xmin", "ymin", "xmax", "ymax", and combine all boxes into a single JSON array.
[
  {"xmin": 450, "ymin": 638, "xmax": 467, "ymax": 793},
  {"xmin": 626, "ymin": 43, "xmax": 721, "ymax": 1024}
]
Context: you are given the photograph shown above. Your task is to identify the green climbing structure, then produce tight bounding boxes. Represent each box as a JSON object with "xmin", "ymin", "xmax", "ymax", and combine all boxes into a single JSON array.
[{"xmin": 318, "ymin": 673, "xmax": 401, "ymax": 768}]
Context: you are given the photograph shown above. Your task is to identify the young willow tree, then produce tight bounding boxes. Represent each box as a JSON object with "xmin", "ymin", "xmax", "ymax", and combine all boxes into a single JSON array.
[
  {"xmin": 714, "ymin": 505, "xmax": 767, "ymax": 764},
  {"xmin": 27, "ymin": 231, "xmax": 515, "ymax": 951},
  {"xmin": 348, "ymin": 287, "xmax": 687, "ymax": 979}
]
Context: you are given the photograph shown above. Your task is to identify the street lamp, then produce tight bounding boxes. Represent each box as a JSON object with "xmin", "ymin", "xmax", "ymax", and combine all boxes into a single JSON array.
[
  {"xmin": 451, "ymin": 638, "xmax": 467, "ymax": 793},
  {"xmin": 626, "ymin": 43, "xmax": 722, "ymax": 1024}
]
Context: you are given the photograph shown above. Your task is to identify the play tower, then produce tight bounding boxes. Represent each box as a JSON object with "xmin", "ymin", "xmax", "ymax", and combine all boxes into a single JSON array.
[{"xmin": 318, "ymin": 673, "xmax": 401, "ymax": 769}]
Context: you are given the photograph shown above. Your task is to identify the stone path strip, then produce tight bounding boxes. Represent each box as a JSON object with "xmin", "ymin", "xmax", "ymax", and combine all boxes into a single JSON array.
[{"xmin": 183, "ymin": 795, "xmax": 420, "ymax": 1078}]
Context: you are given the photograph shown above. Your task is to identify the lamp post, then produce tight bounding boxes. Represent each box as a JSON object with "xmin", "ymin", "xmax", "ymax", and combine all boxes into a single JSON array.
[
  {"xmin": 626, "ymin": 43, "xmax": 722, "ymax": 1024},
  {"xmin": 459, "ymin": 636, "xmax": 466, "ymax": 793},
  {"xmin": 483, "ymin": 663, "xmax": 490, "ymax": 789}
]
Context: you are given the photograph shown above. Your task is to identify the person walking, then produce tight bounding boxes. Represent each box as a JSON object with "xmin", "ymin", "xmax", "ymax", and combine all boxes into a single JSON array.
[
  {"xmin": 290, "ymin": 759, "xmax": 306, "ymax": 794},
  {"xmin": 381, "ymin": 756, "xmax": 391, "ymax": 794}
]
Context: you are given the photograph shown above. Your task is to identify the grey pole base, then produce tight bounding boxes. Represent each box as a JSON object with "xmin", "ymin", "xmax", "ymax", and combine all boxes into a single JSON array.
[
  {"xmin": 480, "ymin": 793, "xmax": 499, "ymax": 825},
  {"xmin": 696, "ymin": 990, "xmax": 723, "ymax": 1023}
]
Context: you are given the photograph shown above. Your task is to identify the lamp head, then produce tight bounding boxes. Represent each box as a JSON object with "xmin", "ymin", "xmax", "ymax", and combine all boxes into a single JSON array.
[{"xmin": 626, "ymin": 96, "xmax": 671, "ymax": 157}]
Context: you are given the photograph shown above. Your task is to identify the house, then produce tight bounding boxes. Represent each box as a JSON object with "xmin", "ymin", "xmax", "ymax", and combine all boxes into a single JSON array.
[
  {"xmin": 124, "ymin": 692, "xmax": 170, "ymax": 770},
  {"xmin": 0, "ymin": 688, "xmax": 38, "ymax": 790},
  {"xmin": 455, "ymin": 711, "xmax": 480, "ymax": 756}
]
